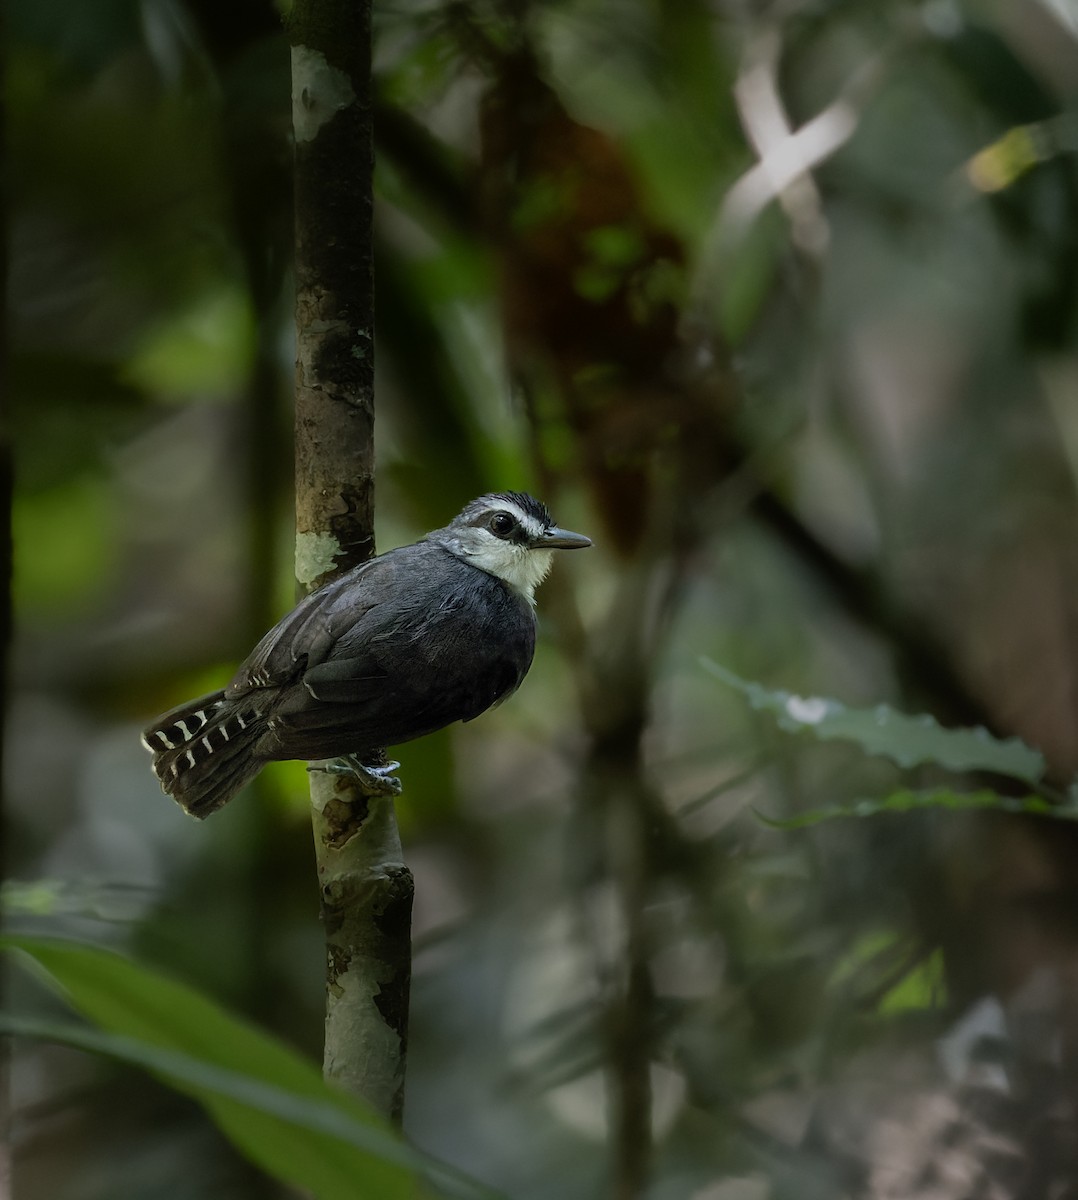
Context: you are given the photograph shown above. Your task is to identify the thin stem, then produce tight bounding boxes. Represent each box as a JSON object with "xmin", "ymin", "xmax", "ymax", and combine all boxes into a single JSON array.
[{"xmin": 288, "ymin": 0, "xmax": 413, "ymax": 1122}]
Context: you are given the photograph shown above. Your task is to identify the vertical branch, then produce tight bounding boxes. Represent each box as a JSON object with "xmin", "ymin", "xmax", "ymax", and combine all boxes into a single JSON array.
[
  {"xmin": 289, "ymin": 0, "xmax": 374, "ymax": 581},
  {"xmin": 596, "ymin": 768, "xmax": 657, "ymax": 1200},
  {"xmin": 287, "ymin": 0, "xmax": 413, "ymax": 1122}
]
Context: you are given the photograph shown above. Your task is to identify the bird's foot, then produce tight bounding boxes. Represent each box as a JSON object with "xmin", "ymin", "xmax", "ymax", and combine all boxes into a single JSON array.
[{"xmin": 309, "ymin": 755, "xmax": 402, "ymax": 797}]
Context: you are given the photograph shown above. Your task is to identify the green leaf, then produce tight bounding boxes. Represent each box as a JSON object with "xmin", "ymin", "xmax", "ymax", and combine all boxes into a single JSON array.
[
  {"xmin": 702, "ymin": 660, "xmax": 1047, "ymax": 785},
  {"xmin": 13, "ymin": 476, "xmax": 118, "ymax": 617},
  {"xmin": 756, "ymin": 788, "xmax": 1078, "ymax": 829},
  {"xmin": 0, "ymin": 1012, "xmax": 413, "ymax": 1157},
  {"xmin": 3, "ymin": 936, "xmax": 498, "ymax": 1200},
  {"xmin": 878, "ymin": 949, "xmax": 945, "ymax": 1015},
  {"xmin": 121, "ymin": 284, "xmax": 256, "ymax": 398},
  {"xmin": 829, "ymin": 931, "xmax": 946, "ymax": 1013}
]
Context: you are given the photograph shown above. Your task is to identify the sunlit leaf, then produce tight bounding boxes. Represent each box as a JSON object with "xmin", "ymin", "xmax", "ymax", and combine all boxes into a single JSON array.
[
  {"xmin": 878, "ymin": 949, "xmax": 945, "ymax": 1014},
  {"xmin": 966, "ymin": 119, "xmax": 1062, "ymax": 193},
  {"xmin": 829, "ymin": 931, "xmax": 946, "ymax": 1013},
  {"xmin": 703, "ymin": 660, "xmax": 1047, "ymax": 785}
]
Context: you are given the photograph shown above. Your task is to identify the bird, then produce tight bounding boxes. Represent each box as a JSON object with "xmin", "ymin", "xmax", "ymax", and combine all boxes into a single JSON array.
[{"xmin": 142, "ymin": 492, "xmax": 591, "ymax": 818}]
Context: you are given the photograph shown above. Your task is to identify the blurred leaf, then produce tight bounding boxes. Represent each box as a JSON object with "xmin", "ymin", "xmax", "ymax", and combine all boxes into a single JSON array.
[
  {"xmin": 584, "ymin": 224, "xmax": 647, "ymax": 267},
  {"xmin": 878, "ymin": 949, "xmax": 945, "ymax": 1014},
  {"xmin": 374, "ymin": 236, "xmax": 520, "ymax": 521},
  {"xmin": 1, "ymin": 879, "xmax": 157, "ymax": 922},
  {"xmin": 714, "ymin": 205, "xmax": 786, "ymax": 344},
  {"xmin": 2, "ymin": 879, "xmax": 67, "ymax": 916},
  {"xmin": 0, "ymin": 1012, "xmax": 420, "ymax": 1164},
  {"xmin": 3, "ymin": 936, "xmax": 498, "ymax": 1200},
  {"xmin": 757, "ymin": 788, "xmax": 1078, "ymax": 829},
  {"xmin": 830, "ymin": 930, "xmax": 946, "ymax": 1013},
  {"xmin": 13, "ymin": 474, "xmax": 117, "ymax": 616},
  {"xmin": 966, "ymin": 120, "xmax": 1060, "ymax": 194},
  {"xmin": 376, "ymin": 13, "xmax": 458, "ymax": 111},
  {"xmin": 122, "ymin": 284, "xmax": 257, "ymax": 398},
  {"xmin": 703, "ymin": 660, "xmax": 1047, "ymax": 784},
  {"xmin": 566, "ymin": 0, "xmax": 737, "ymax": 243}
]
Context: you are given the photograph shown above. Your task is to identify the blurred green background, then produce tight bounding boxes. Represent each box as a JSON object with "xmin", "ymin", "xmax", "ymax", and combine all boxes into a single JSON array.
[{"xmin": 8, "ymin": 0, "xmax": 1078, "ymax": 1197}]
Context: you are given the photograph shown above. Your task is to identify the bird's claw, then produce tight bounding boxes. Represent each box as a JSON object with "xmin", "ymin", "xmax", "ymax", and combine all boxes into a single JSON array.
[{"xmin": 308, "ymin": 756, "xmax": 402, "ymax": 797}]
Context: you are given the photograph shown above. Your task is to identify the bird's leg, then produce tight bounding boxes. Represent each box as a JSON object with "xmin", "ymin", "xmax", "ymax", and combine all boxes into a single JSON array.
[{"xmin": 309, "ymin": 754, "xmax": 402, "ymax": 797}]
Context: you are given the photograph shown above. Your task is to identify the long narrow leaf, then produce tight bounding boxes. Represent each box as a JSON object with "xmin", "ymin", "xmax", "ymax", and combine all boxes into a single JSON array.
[
  {"xmin": 703, "ymin": 659, "xmax": 1047, "ymax": 784},
  {"xmin": 3, "ymin": 936, "xmax": 499, "ymax": 1200},
  {"xmin": 756, "ymin": 788, "xmax": 1078, "ymax": 829},
  {"xmin": 0, "ymin": 1012, "xmax": 420, "ymax": 1162}
]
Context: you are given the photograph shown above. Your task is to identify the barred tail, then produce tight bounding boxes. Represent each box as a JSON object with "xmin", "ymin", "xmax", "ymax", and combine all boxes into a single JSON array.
[{"xmin": 141, "ymin": 690, "xmax": 268, "ymax": 819}]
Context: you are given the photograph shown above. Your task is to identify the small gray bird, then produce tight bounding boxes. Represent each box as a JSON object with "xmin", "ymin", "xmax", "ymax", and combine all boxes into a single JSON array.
[{"xmin": 142, "ymin": 492, "xmax": 591, "ymax": 818}]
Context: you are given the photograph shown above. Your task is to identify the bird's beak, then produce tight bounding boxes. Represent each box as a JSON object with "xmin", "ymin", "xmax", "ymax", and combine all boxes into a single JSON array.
[{"xmin": 542, "ymin": 526, "xmax": 592, "ymax": 550}]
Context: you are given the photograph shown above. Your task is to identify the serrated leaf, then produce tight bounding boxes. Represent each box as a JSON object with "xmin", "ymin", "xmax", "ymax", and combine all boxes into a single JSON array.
[
  {"xmin": 702, "ymin": 660, "xmax": 1047, "ymax": 785},
  {"xmin": 756, "ymin": 788, "xmax": 1078, "ymax": 829},
  {"xmin": 2, "ymin": 936, "xmax": 498, "ymax": 1200}
]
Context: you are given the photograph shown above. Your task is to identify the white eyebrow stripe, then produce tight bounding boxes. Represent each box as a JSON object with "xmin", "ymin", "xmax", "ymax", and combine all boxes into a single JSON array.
[
  {"xmin": 489, "ymin": 500, "xmax": 546, "ymax": 541},
  {"xmin": 519, "ymin": 515, "xmax": 546, "ymax": 540}
]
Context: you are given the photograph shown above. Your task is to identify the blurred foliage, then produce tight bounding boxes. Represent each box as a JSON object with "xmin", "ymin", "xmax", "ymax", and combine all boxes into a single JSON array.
[
  {"xmin": 3, "ymin": 937, "xmax": 477, "ymax": 1200},
  {"xmin": 7, "ymin": 0, "xmax": 1078, "ymax": 1198}
]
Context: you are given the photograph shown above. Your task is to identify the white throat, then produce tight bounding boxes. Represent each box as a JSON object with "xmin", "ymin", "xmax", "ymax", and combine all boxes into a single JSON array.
[
  {"xmin": 430, "ymin": 496, "xmax": 558, "ymax": 604},
  {"xmin": 490, "ymin": 546, "xmax": 554, "ymax": 604},
  {"xmin": 438, "ymin": 537, "xmax": 553, "ymax": 604}
]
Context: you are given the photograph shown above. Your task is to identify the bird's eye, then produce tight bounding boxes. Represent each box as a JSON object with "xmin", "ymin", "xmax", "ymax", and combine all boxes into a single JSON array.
[{"xmin": 489, "ymin": 512, "xmax": 517, "ymax": 538}]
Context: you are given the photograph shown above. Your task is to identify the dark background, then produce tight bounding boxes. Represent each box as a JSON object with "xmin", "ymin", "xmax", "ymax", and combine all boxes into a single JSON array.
[{"xmin": 8, "ymin": 1, "xmax": 1078, "ymax": 1197}]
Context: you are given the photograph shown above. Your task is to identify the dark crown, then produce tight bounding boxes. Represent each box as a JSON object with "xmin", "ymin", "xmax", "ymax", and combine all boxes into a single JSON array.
[{"xmin": 458, "ymin": 491, "xmax": 553, "ymax": 529}]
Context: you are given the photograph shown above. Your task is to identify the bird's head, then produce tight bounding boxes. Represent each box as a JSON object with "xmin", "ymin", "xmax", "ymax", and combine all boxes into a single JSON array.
[{"xmin": 431, "ymin": 492, "xmax": 592, "ymax": 603}]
